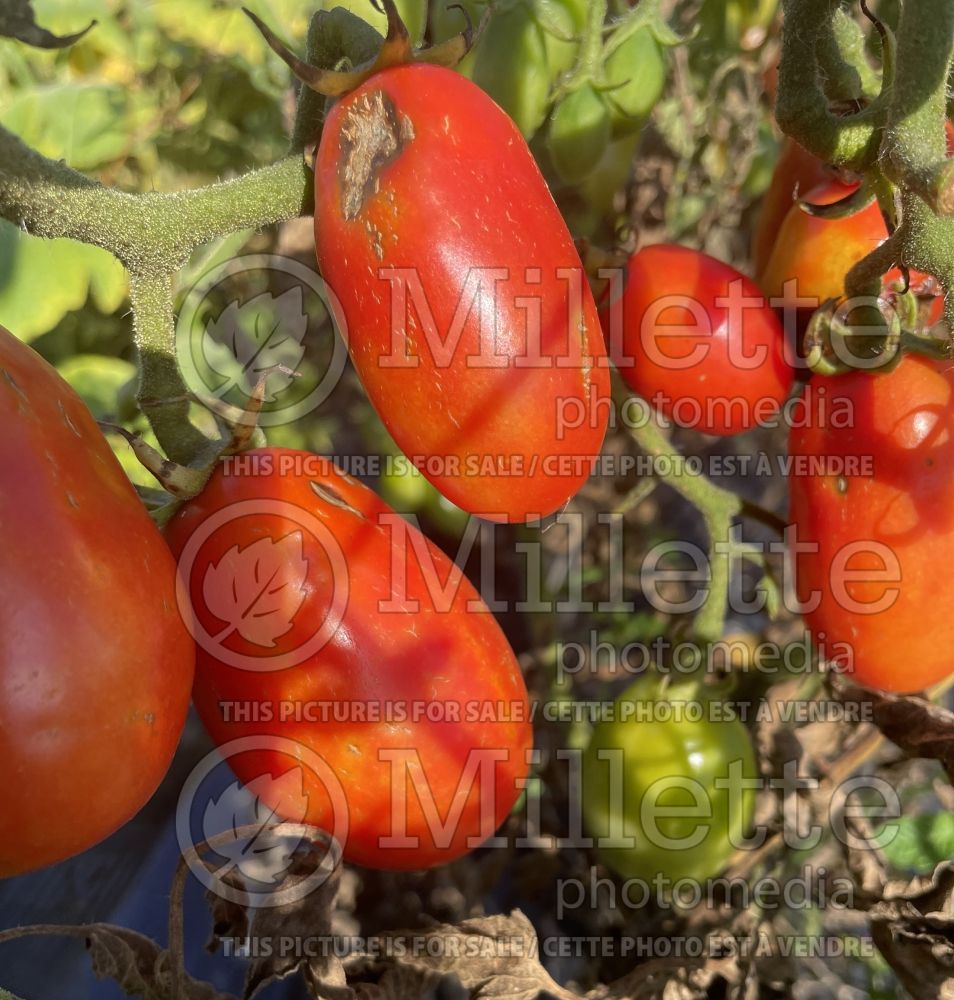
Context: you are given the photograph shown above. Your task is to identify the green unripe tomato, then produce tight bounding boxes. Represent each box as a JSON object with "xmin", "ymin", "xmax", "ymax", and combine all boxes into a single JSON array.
[
  {"xmin": 472, "ymin": 3, "xmax": 552, "ymax": 138},
  {"xmin": 547, "ymin": 83, "xmax": 612, "ymax": 183},
  {"xmin": 379, "ymin": 454, "xmax": 431, "ymax": 512},
  {"xmin": 433, "ymin": 0, "xmax": 584, "ymax": 139},
  {"xmin": 322, "ymin": 0, "xmax": 428, "ymax": 45},
  {"xmin": 603, "ymin": 27, "xmax": 666, "ymax": 137},
  {"xmin": 580, "ymin": 678, "xmax": 758, "ymax": 884},
  {"xmin": 536, "ymin": 0, "xmax": 584, "ymax": 79}
]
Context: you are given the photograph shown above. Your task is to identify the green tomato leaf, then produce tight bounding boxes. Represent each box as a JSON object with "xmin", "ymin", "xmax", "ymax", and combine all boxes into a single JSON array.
[
  {"xmin": 0, "ymin": 82, "xmax": 129, "ymax": 170},
  {"xmin": 0, "ymin": 222, "xmax": 127, "ymax": 341},
  {"xmin": 881, "ymin": 812, "xmax": 954, "ymax": 874}
]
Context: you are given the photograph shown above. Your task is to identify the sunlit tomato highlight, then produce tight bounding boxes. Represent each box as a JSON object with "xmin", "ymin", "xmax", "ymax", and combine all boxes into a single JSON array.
[{"xmin": 601, "ymin": 244, "xmax": 792, "ymax": 436}]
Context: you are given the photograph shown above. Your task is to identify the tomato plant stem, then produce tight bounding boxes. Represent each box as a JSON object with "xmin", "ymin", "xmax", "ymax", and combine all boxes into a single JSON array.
[
  {"xmin": 627, "ymin": 417, "xmax": 743, "ymax": 644},
  {"xmin": 128, "ymin": 272, "xmax": 219, "ymax": 468},
  {"xmin": 0, "ymin": 128, "xmax": 311, "ymax": 274},
  {"xmin": 778, "ymin": 0, "xmax": 954, "ymax": 328}
]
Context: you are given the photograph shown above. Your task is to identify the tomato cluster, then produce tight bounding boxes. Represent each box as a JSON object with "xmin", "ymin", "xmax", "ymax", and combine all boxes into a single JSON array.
[
  {"xmin": 753, "ymin": 138, "xmax": 951, "ymax": 694},
  {"xmin": 7, "ymin": 0, "xmax": 952, "ymax": 899}
]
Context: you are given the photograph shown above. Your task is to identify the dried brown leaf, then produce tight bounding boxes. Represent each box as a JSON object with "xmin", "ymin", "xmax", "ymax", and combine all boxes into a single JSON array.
[
  {"xmin": 344, "ymin": 911, "xmax": 576, "ymax": 1000},
  {"xmin": 832, "ymin": 682, "xmax": 954, "ymax": 781},
  {"xmin": 84, "ymin": 924, "xmax": 233, "ymax": 1000},
  {"xmin": 869, "ymin": 861, "xmax": 954, "ymax": 1000},
  {"xmin": 242, "ymin": 844, "xmax": 346, "ymax": 1000}
]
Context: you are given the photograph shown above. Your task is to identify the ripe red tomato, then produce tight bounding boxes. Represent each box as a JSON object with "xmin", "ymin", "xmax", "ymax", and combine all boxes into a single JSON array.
[
  {"xmin": 601, "ymin": 244, "xmax": 792, "ymax": 436},
  {"xmin": 313, "ymin": 63, "xmax": 610, "ymax": 523},
  {"xmin": 164, "ymin": 447, "xmax": 532, "ymax": 870},
  {"xmin": 0, "ymin": 326, "xmax": 194, "ymax": 878},
  {"xmin": 789, "ymin": 355, "xmax": 954, "ymax": 693}
]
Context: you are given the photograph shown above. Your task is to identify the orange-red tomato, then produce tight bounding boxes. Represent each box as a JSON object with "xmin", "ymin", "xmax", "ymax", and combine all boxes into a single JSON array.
[
  {"xmin": 164, "ymin": 448, "xmax": 532, "ymax": 870},
  {"xmin": 759, "ymin": 179, "xmax": 887, "ymax": 311},
  {"xmin": 789, "ymin": 355, "xmax": 954, "ymax": 693},
  {"xmin": 761, "ymin": 179, "xmax": 944, "ymax": 326},
  {"xmin": 0, "ymin": 326, "xmax": 194, "ymax": 877},
  {"xmin": 757, "ymin": 126, "xmax": 954, "ymax": 322},
  {"xmin": 752, "ymin": 137, "xmax": 831, "ymax": 281},
  {"xmin": 314, "ymin": 63, "xmax": 609, "ymax": 523},
  {"xmin": 601, "ymin": 244, "xmax": 792, "ymax": 436}
]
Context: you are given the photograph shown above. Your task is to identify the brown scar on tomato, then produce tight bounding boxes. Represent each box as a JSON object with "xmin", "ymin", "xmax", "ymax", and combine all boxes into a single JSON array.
[
  {"xmin": 0, "ymin": 368, "xmax": 28, "ymax": 409},
  {"xmin": 310, "ymin": 480, "xmax": 366, "ymax": 519},
  {"xmin": 57, "ymin": 398, "xmax": 82, "ymax": 437},
  {"xmin": 338, "ymin": 89, "xmax": 415, "ymax": 221}
]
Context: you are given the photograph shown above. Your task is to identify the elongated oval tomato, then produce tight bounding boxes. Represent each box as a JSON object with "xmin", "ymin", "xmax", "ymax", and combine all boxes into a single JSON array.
[
  {"xmin": 314, "ymin": 64, "xmax": 610, "ymax": 523},
  {"xmin": 164, "ymin": 447, "xmax": 532, "ymax": 870},
  {"xmin": 751, "ymin": 137, "xmax": 831, "ymax": 281},
  {"xmin": 759, "ymin": 180, "xmax": 888, "ymax": 312},
  {"xmin": 760, "ymin": 179, "xmax": 944, "ymax": 328},
  {"xmin": 0, "ymin": 326, "xmax": 194, "ymax": 878},
  {"xmin": 601, "ymin": 244, "xmax": 792, "ymax": 436},
  {"xmin": 789, "ymin": 355, "xmax": 954, "ymax": 693}
]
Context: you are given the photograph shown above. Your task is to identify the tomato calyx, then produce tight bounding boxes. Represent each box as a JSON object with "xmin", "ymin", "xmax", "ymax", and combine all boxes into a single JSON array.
[
  {"xmin": 803, "ymin": 295, "xmax": 902, "ymax": 376},
  {"xmin": 803, "ymin": 271, "xmax": 951, "ymax": 376},
  {"xmin": 243, "ymin": 0, "xmax": 485, "ymax": 100},
  {"xmin": 796, "ymin": 179, "xmax": 874, "ymax": 220}
]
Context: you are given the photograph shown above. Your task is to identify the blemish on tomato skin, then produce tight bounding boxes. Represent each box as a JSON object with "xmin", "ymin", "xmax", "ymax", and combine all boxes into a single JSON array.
[
  {"xmin": 1, "ymin": 367, "xmax": 28, "ymax": 409},
  {"xmin": 57, "ymin": 398, "xmax": 82, "ymax": 437},
  {"xmin": 337, "ymin": 90, "xmax": 414, "ymax": 222},
  {"xmin": 309, "ymin": 480, "xmax": 365, "ymax": 520},
  {"xmin": 835, "ymin": 476, "xmax": 849, "ymax": 494}
]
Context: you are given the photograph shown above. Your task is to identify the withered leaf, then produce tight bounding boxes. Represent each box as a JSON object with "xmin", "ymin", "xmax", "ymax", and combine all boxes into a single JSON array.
[
  {"xmin": 344, "ymin": 910, "xmax": 577, "ymax": 1000},
  {"xmin": 0, "ymin": 0, "xmax": 94, "ymax": 47},
  {"xmin": 239, "ymin": 839, "xmax": 345, "ymax": 1000},
  {"xmin": 84, "ymin": 923, "xmax": 233, "ymax": 1000},
  {"xmin": 351, "ymin": 964, "xmax": 449, "ymax": 999},
  {"xmin": 205, "ymin": 884, "xmax": 249, "ymax": 954},
  {"xmin": 869, "ymin": 861, "xmax": 954, "ymax": 1000},
  {"xmin": 832, "ymin": 681, "xmax": 954, "ymax": 781}
]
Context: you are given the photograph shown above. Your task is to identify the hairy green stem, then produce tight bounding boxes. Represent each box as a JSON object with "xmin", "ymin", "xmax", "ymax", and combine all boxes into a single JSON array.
[
  {"xmin": 883, "ymin": 0, "xmax": 954, "ymax": 178},
  {"xmin": 776, "ymin": 0, "xmax": 881, "ymax": 169},
  {"xmin": 128, "ymin": 272, "xmax": 213, "ymax": 466},
  {"xmin": 628, "ymin": 418, "xmax": 742, "ymax": 643},
  {"xmin": 0, "ymin": 128, "xmax": 311, "ymax": 273}
]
